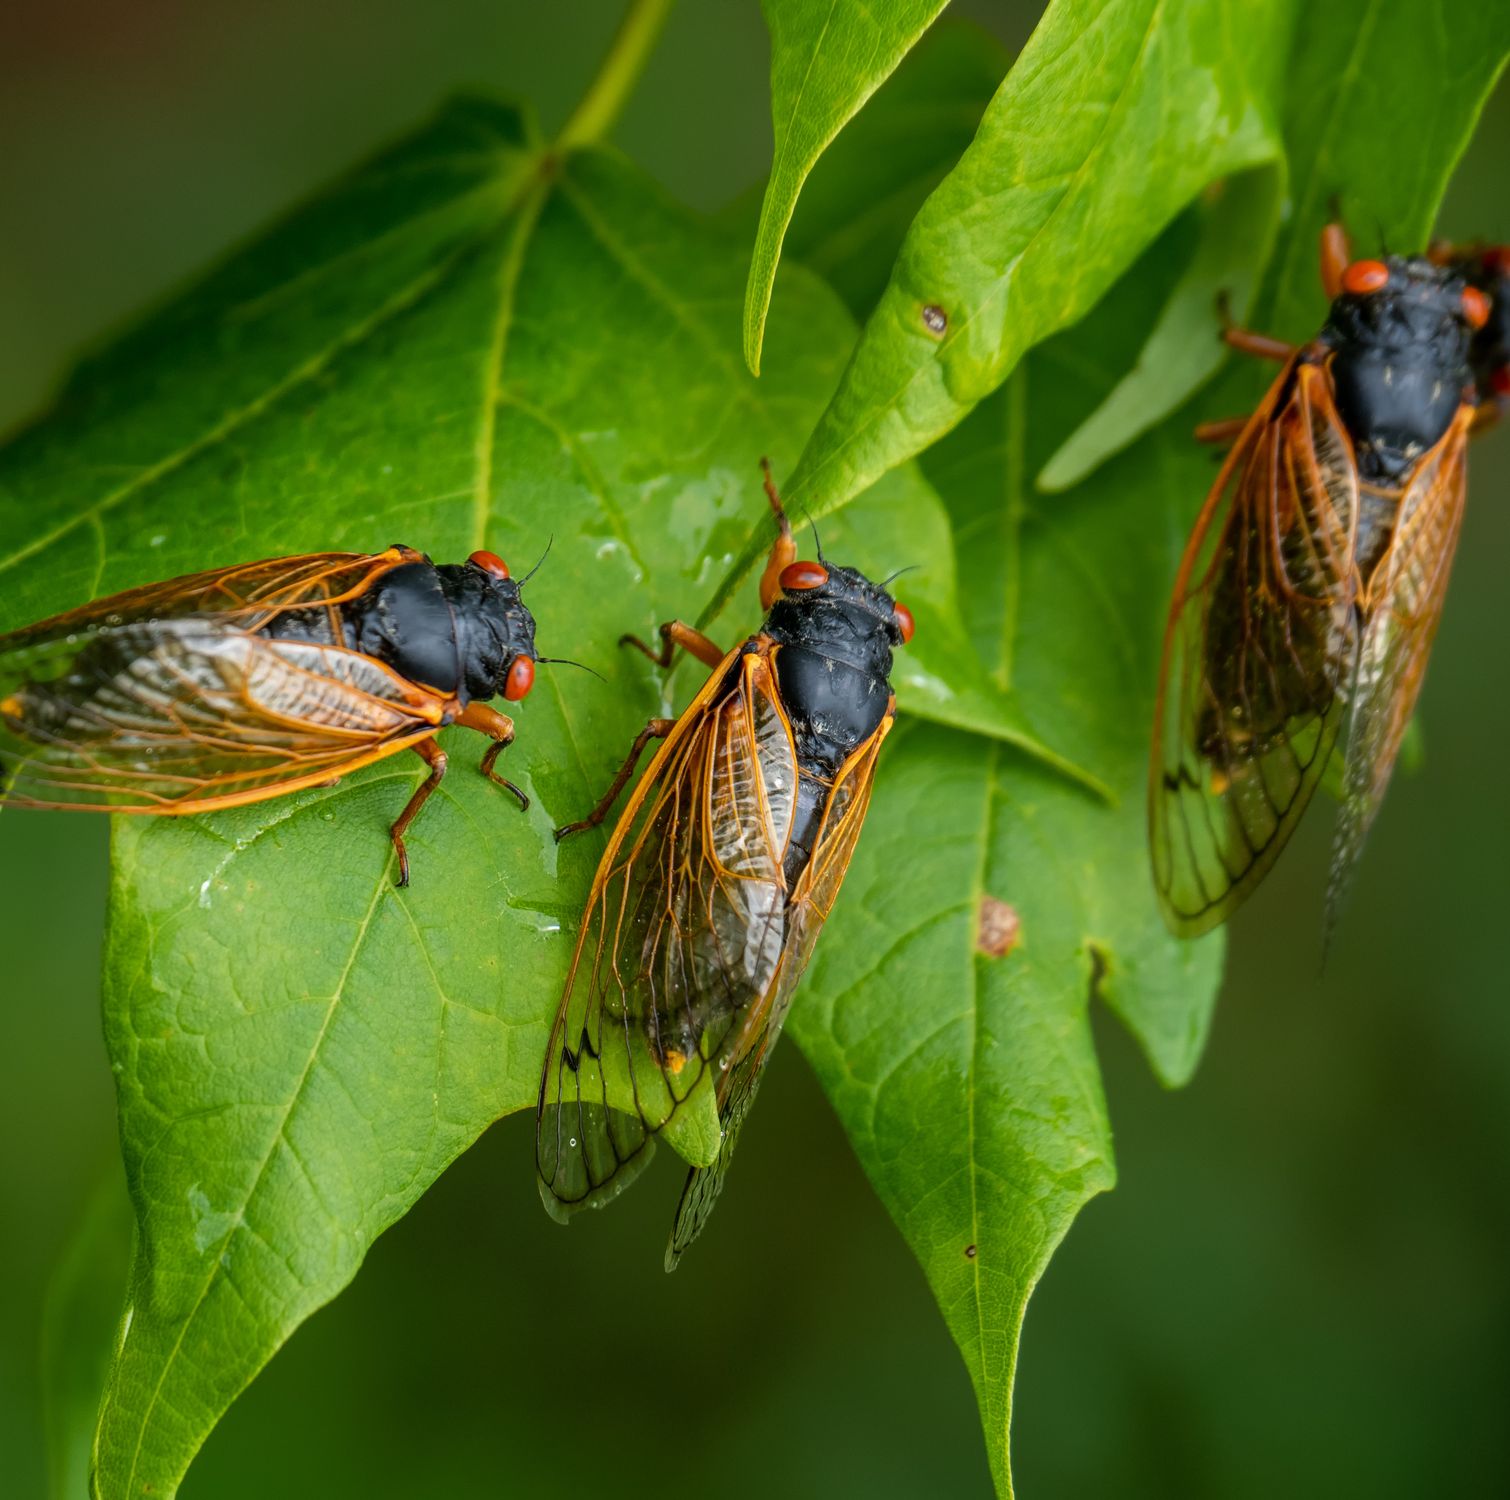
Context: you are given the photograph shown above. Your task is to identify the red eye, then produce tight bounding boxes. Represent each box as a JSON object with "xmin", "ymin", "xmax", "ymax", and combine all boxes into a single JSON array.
[
  {"xmin": 1462, "ymin": 285, "xmax": 1491, "ymax": 330},
  {"xmin": 893, "ymin": 601, "xmax": 915, "ymax": 644},
  {"xmin": 503, "ymin": 656, "xmax": 534, "ymax": 701},
  {"xmin": 779, "ymin": 560, "xmax": 828, "ymax": 592},
  {"xmin": 1342, "ymin": 259, "xmax": 1389, "ymax": 296},
  {"xmin": 1484, "ymin": 247, "xmax": 1510, "ymax": 277},
  {"xmin": 468, "ymin": 550, "xmax": 510, "ymax": 579}
]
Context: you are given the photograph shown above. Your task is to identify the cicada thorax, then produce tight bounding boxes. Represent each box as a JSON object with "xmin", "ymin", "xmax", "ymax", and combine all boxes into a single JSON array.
[
  {"xmin": 766, "ymin": 564, "xmax": 899, "ymax": 888},
  {"xmin": 1324, "ymin": 258, "xmax": 1475, "ymax": 484},
  {"xmin": 261, "ymin": 555, "xmax": 537, "ymax": 707},
  {"xmin": 1318, "ymin": 256, "xmax": 1478, "ymax": 607}
]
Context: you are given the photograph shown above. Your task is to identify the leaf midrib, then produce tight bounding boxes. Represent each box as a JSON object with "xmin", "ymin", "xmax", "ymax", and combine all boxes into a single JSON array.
[
  {"xmin": 471, "ymin": 181, "xmax": 552, "ymax": 551},
  {"xmin": 105, "ymin": 145, "xmax": 567, "ymax": 1481},
  {"xmin": 0, "ymin": 252, "xmax": 466, "ymax": 584},
  {"xmin": 790, "ymin": 0, "xmax": 1187, "ymax": 507},
  {"xmin": 117, "ymin": 858, "xmax": 390, "ymax": 1492},
  {"xmin": 964, "ymin": 738, "xmax": 998, "ymax": 1437},
  {"xmin": 560, "ymin": 174, "xmax": 778, "ymax": 429}
]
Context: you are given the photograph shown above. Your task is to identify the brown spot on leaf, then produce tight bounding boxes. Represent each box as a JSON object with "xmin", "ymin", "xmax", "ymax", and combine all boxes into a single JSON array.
[
  {"xmin": 976, "ymin": 895, "xmax": 1020, "ymax": 958},
  {"xmin": 964, "ymin": 1243, "xmax": 978, "ymax": 1259},
  {"xmin": 921, "ymin": 303, "xmax": 947, "ymax": 336}
]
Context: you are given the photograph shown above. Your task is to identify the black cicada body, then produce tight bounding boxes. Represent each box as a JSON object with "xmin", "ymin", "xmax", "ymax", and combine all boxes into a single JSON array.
[
  {"xmin": 0, "ymin": 546, "xmax": 542, "ymax": 883},
  {"xmin": 1151, "ymin": 223, "xmax": 1486, "ymax": 938},
  {"xmin": 537, "ymin": 464, "xmax": 912, "ymax": 1267}
]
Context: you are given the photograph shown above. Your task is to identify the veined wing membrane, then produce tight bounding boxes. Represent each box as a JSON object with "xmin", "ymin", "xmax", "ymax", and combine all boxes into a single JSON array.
[
  {"xmin": 0, "ymin": 549, "xmax": 445, "ymax": 812},
  {"xmin": 0, "ymin": 550, "xmax": 410, "ymax": 643},
  {"xmin": 667, "ymin": 710, "xmax": 890, "ymax": 1268},
  {"xmin": 538, "ymin": 645, "xmax": 799, "ymax": 1218},
  {"xmin": 1328, "ymin": 407, "xmax": 1472, "ymax": 925},
  {"xmin": 1151, "ymin": 358, "xmax": 1362, "ymax": 935},
  {"xmin": 0, "ymin": 626, "xmax": 446, "ymax": 811}
]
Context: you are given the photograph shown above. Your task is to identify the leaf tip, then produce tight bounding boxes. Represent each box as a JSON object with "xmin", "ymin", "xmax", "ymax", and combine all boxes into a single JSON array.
[
  {"xmin": 742, "ymin": 244, "xmax": 775, "ymax": 377},
  {"xmin": 1033, "ymin": 450, "xmax": 1082, "ymax": 495}
]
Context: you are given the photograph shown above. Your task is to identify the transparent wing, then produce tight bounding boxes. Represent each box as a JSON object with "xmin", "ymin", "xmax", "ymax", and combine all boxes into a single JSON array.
[
  {"xmin": 666, "ymin": 707, "xmax": 890, "ymax": 1269},
  {"xmin": 0, "ymin": 549, "xmax": 415, "ymax": 644},
  {"xmin": 1326, "ymin": 407, "xmax": 1472, "ymax": 930},
  {"xmin": 536, "ymin": 645, "xmax": 800, "ymax": 1220},
  {"xmin": 0, "ymin": 626, "xmax": 445, "ymax": 813},
  {"xmin": 1151, "ymin": 357, "xmax": 1362, "ymax": 935},
  {"xmin": 0, "ymin": 549, "xmax": 444, "ymax": 812}
]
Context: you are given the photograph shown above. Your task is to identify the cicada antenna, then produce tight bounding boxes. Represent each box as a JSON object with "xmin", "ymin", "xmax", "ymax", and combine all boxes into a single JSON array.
[
  {"xmin": 809, "ymin": 518, "xmax": 826, "ymax": 564},
  {"xmin": 536, "ymin": 655, "xmax": 606, "ymax": 683},
  {"xmin": 519, "ymin": 536, "xmax": 554, "ymax": 587}
]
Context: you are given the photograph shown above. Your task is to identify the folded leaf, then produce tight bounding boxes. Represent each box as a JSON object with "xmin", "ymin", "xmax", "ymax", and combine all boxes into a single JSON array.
[
  {"xmin": 773, "ymin": 0, "xmax": 1293, "ymax": 523},
  {"xmin": 1036, "ymin": 164, "xmax": 1283, "ymax": 492},
  {"xmin": 744, "ymin": 0, "xmax": 952, "ymax": 374}
]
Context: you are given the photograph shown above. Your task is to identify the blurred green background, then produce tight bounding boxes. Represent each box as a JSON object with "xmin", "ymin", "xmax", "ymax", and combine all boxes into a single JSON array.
[{"xmin": 1, "ymin": 3, "xmax": 1506, "ymax": 1495}]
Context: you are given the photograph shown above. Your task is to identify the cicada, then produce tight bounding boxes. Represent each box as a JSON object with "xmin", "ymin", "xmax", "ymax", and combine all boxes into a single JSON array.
[
  {"xmin": 1432, "ymin": 241, "xmax": 1510, "ymax": 418},
  {"xmin": 0, "ymin": 545, "xmax": 543, "ymax": 884},
  {"xmin": 536, "ymin": 464, "xmax": 912, "ymax": 1268},
  {"xmin": 1150, "ymin": 222, "xmax": 1490, "ymax": 938}
]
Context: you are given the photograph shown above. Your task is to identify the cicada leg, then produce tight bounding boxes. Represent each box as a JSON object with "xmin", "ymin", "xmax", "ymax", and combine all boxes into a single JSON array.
[
  {"xmin": 1222, "ymin": 326, "xmax": 1296, "ymax": 363},
  {"xmin": 618, "ymin": 620, "xmax": 726, "ymax": 671},
  {"xmin": 457, "ymin": 701, "xmax": 529, "ymax": 811},
  {"xmin": 390, "ymin": 737, "xmax": 447, "ymax": 887},
  {"xmin": 1319, "ymin": 221, "xmax": 1352, "ymax": 300},
  {"xmin": 1194, "ymin": 416, "xmax": 1251, "ymax": 446},
  {"xmin": 553, "ymin": 718, "xmax": 677, "ymax": 842},
  {"xmin": 1213, "ymin": 290, "xmax": 1295, "ymax": 364},
  {"xmin": 757, "ymin": 456, "xmax": 797, "ymax": 610}
]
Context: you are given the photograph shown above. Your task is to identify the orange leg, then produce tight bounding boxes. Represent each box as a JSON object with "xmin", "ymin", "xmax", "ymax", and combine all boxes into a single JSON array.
[
  {"xmin": 390, "ymin": 737, "xmax": 447, "ymax": 887},
  {"xmin": 757, "ymin": 456, "xmax": 797, "ymax": 610},
  {"xmin": 554, "ymin": 719, "xmax": 676, "ymax": 842},
  {"xmin": 1222, "ymin": 326, "xmax": 1295, "ymax": 363},
  {"xmin": 1194, "ymin": 416, "xmax": 1250, "ymax": 446},
  {"xmin": 457, "ymin": 701, "xmax": 529, "ymax": 811},
  {"xmin": 1319, "ymin": 221, "xmax": 1352, "ymax": 300},
  {"xmin": 1214, "ymin": 290, "xmax": 1295, "ymax": 364},
  {"xmin": 619, "ymin": 619, "xmax": 726, "ymax": 671}
]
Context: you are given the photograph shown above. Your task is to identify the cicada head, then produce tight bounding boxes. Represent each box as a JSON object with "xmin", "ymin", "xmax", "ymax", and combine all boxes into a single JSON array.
[
  {"xmin": 1322, "ymin": 254, "xmax": 1480, "ymax": 480},
  {"xmin": 765, "ymin": 557, "xmax": 913, "ymax": 670},
  {"xmin": 451, "ymin": 551, "xmax": 539, "ymax": 704}
]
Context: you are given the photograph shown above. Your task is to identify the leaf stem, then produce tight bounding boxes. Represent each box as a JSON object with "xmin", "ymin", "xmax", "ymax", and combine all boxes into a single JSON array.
[{"xmin": 557, "ymin": 0, "xmax": 676, "ymax": 151}]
